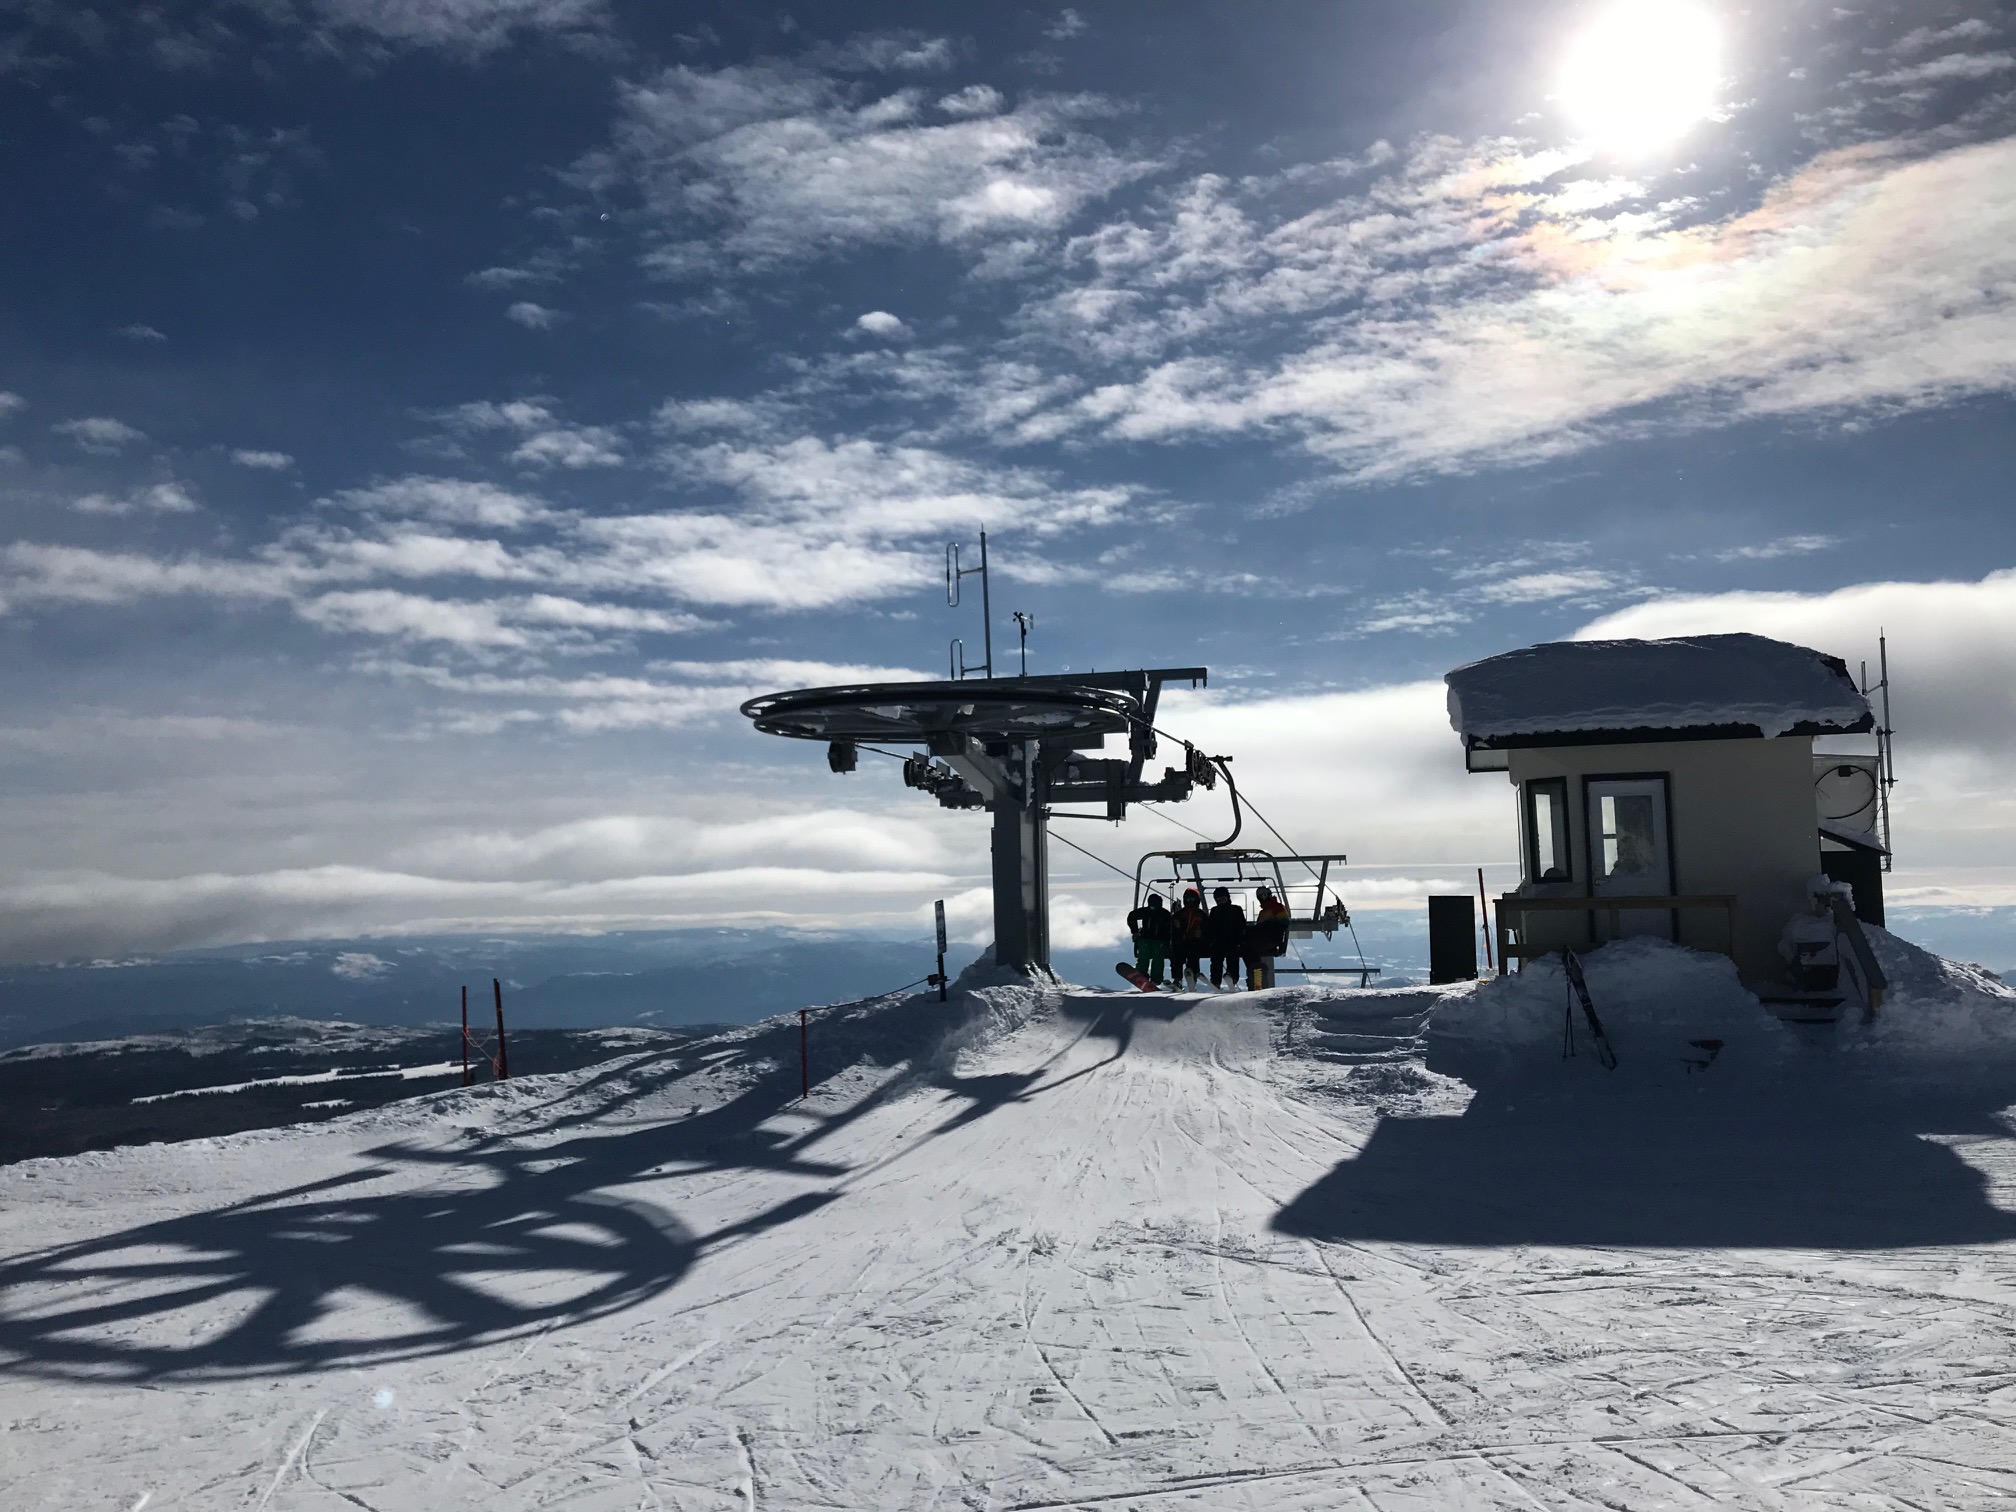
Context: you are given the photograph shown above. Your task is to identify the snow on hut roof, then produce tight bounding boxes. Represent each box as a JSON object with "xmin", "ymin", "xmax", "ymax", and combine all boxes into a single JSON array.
[{"xmin": 1446, "ymin": 633, "xmax": 1873, "ymax": 747}]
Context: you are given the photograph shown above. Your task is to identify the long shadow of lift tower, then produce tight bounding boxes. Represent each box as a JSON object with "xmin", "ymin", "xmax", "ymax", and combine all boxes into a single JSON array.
[{"xmin": 742, "ymin": 667, "xmax": 1212, "ymax": 974}]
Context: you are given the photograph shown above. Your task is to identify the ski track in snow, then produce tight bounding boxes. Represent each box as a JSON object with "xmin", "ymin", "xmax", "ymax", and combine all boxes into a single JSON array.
[{"xmin": 3, "ymin": 974, "xmax": 2016, "ymax": 1509}]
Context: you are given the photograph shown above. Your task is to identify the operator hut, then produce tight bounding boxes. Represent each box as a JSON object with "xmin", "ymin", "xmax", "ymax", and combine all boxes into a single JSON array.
[{"xmin": 1446, "ymin": 633, "xmax": 1875, "ymax": 985}]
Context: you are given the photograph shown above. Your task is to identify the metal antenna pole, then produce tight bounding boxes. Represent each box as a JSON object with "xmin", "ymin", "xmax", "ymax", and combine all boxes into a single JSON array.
[
  {"xmin": 1013, "ymin": 611, "xmax": 1033, "ymax": 676},
  {"xmin": 946, "ymin": 535, "xmax": 995, "ymax": 680},
  {"xmin": 979, "ymin": 530, "xmax": 993, "ymax": 678},
  {"xmin": 1878, "ymin": 629, "xmax": 1895, "ymax": 872}
]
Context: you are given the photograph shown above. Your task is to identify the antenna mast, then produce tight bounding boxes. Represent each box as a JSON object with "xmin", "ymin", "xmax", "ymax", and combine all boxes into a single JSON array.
[
  {"xmin": 1876, "ymin": 630, "xmax": 1896, "ymax": 872},
  {"xmin": 945, "ymin": 530, "xmax": 994, "ymax": 679},
  {"xmin": 1860, "ymin": 633, "xmax": 1898, "ymax": 873}
]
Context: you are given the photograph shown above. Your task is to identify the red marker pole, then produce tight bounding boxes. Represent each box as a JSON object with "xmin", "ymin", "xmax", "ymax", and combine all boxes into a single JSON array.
[
  {"xmin": 493, "ymin": 978, "xmax": 509, "ymax": 1080},
  {"xmin": 800, "ymin": 1009, "xmax": 810, "ymax": 1101}
]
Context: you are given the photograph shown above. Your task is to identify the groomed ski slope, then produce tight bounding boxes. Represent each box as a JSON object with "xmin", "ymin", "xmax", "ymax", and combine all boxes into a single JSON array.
[{"xmin": 5, "ymin": 947, "xmax": 2016, "ymax": 1509}]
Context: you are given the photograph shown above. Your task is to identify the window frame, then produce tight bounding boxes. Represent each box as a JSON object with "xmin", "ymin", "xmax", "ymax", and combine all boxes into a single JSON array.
[{"xmin": 1522, "ymin": 776, "xmax": 1572, "ymax": 885}]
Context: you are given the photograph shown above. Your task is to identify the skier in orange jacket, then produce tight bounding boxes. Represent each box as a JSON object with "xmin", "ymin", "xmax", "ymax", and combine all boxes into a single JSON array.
[{"xmin": 1244, "ymin": 887, "xmax": 1292, "ymax": 990}]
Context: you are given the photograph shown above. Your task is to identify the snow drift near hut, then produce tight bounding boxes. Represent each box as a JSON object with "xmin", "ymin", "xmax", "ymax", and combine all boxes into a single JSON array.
[{"xmin": 1429, "ymin": 936, "xmax": 1794, "ymax": 1084}]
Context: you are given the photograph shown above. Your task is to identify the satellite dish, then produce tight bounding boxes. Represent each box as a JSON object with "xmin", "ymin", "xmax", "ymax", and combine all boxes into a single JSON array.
[{"xmin": 1815, "ymin": 758, "xmax": 1879, "ymax": 828}]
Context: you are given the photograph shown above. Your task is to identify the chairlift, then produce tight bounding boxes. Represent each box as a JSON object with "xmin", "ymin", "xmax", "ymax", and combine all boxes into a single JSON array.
[
  {"xmin": 1126, "ymin": 756, "xmax": 1376, "ymax": 983},
  {"xmin": 1133, "ymin": 848, "xmax": 1353, "ymax": 939}
]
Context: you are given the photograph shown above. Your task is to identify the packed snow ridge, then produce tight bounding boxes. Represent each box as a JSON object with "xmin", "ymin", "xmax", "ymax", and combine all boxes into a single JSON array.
[{"xmin": 4, "ymin": 939, "xmax": 2016, "ymax": 1508}]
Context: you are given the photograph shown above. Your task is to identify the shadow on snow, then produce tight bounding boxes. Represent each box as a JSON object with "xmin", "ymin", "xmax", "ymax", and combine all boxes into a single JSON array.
[
  {"xmin": 0, "ymin": 983, "xmax": 1193, "ymax": 1383},
  {"xmin": 1273, "ymin": 1070, "xmax": 2016, "ymax": 1251}
]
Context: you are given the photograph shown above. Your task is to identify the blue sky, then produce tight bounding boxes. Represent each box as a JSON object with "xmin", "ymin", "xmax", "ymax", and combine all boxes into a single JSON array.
[{"xmin": 1, "ymin": 0, "xmax": 2013, "ymax": 961}]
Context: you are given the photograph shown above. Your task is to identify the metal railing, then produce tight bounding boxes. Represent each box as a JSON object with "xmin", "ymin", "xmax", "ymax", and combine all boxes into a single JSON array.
[{"xmin": 1493, "ymin": 894, "xmax": 1738, "ymax": 976}]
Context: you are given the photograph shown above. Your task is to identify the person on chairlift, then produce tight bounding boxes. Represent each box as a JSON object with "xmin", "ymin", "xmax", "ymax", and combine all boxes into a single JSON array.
[
  {"xmin": 1245, "ymin": 887, "xmax": 1292, "ymax": 990},
  {"xmin": 1205, "ymin": 886, "xmax": 1247, "ymax": 990},
  {"xmin": 1126, "ymin": 891, "xmax": 1173, "ymax": 986},
  {"xmin": 1170, "ymin": 888, "xmax": 1206, "ymax": 990}
]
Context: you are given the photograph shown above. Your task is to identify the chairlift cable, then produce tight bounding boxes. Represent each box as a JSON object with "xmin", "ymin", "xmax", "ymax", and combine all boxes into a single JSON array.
[
  {"xmin": 1049, "ymin": 828, "xmax": 1140, "ymax": 884},
  {"xmin": 1138, "ymin": 802, "xmax": 1215, "ymax": 843}
]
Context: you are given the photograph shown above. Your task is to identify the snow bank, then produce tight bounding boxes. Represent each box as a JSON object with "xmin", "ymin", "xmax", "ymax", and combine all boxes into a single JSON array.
[
  {"xmin": 1838, "ymin": 926, "xmax": 2016, "ymax": 1068},
  {"xmin": 1429, "ymin": 937, "xmax": 1792, "ymax": 1082},
  {"xmin": 1446, "ymin": 633, "xmax": 1870, "ymax": 741}
]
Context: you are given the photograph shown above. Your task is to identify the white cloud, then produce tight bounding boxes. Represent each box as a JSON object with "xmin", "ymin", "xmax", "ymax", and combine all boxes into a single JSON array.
[
  {"xmin": 295, "ymin": 588, "xmax": 705, "ymax": 649},
  {"xmin": 609, "ymin": 57, "xmax": 1160, "ymax": 276},
  {"xmin": 937, "ymin": 84, "xmax": 1003, "ymax": 119},
  {"xmin": 1137, "ymin": 681, "xmax": 1505, "ymax": 872},
  {"xmin": 467, "ymin": 264, "xmax": 548, "ymax": 290},
  {"xmin": 646, "ymin": 657, "xmax": 928, "ymax": 685},
  {"xmin": 1576, "ymin": 569, "xmax": 2016, "ymax": 884},
  {"xmin": 653, "ymin": 394, "xmax": 792, "ymax": 435},
  {"xmin": 1867, "ymin": 51, "xmax": 2015, "ymax": 88},
  {"xmin": 73, "ymin": 482, "xmax": 200, "ymax": 516},
  {"xmin": 330, "ymin": 950, "xmax": 391, "ymax": 980},
  {"xmin": 1473, "ymin": 569, "xmax": 1619, "ymax": 604},
  {"xmin": 307, "ymin": 0, "xmax": 608, "ymax": 57},
  {"xmin": 1575, "ymin": 567, "xmax": 2016, "ymax": 757},
  {"xmin": 505, "ymin": 300, "xmax": 563, "ymax": 328},
  {"xmin": 1890, "ymin": 20, "xmax": 1997, "ymax": 56},
  {"xmin": 440, "ymin": 398, "xmax": 557, "ymax": 432},
  {"xmin": 114, "ymin": 323, "xmax": 168, "ymax": 341},
  {"xmin": 1349, "ymin": 593, "xmax": 1472, "ymax": 636},
  {"xmin": 0, "ymin": 392, "xmax": 22, "ymax": 420},
  {"xmin": 821, "ymin": 32, "xmax": 955, "ymax": 74},
  {"xmin": 0, "ymin": 859, "xmax": 951, "ymax": 962},
  {"xmin": 230, "ymin": 448, "xmax": 295, "ymax": 469},
  {"xmin": 53, "ymin": 416, "xmax": 147, "ymax": 453},
  {"xmin": 365, "ymin": 654, "xmax": 925, "ymax": 732},
  {"xmin": 855, "ymin": 309, "xmax": 912, "ymax": 339},
  {"xmin": 397, "ymin": 807, "xmax": 943, "ymax": 880},
  {"xmin": 327, "ymin": 475, "xmax": 551, "ymax": 528},
  {"xmin": 989, "ymin": 134, "xmax": 2016, "ymax": 481},
  {"xmin": 1712, "ymin": 534, "xmax": 1838, "ymax": 563},
  {"xmin": 0, "ymin": 544, "xmax": 296, "ymax": 607},
  {"xmin": 6, "ymin": 433, "xmax": 1126, "ymax": 627},
  {"xmin": 426, "ymin": 399, "xmax": 619, "ymax": 468},
  {"xmin": 296, "ymin": 589, "xmax": 531, "ymax": 647},
  {"xmin": 510, "ymin": 424, "xmax": 624, "ymax": 468}
]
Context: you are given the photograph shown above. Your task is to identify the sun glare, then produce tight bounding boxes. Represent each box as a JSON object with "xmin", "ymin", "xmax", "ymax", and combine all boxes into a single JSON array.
[{"xmin": 1558, "ymin": 1, "xmax": 1721, "ymax": 155}]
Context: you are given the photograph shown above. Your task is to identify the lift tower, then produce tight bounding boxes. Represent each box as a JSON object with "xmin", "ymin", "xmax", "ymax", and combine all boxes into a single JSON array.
[{"xmin": 742, "ymin": 668, "xmax": 1210, "ymax": 974}]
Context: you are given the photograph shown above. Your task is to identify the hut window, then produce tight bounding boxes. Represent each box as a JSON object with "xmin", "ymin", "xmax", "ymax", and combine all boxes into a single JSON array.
[{"xmin": 1523, "ymin": 778, "xmax": 1570, "ymax": 883}]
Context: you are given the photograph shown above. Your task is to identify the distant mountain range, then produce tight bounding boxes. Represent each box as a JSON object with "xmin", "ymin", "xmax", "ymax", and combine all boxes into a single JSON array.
[
  {"xmin": 0, "ymin": 930, "xmax": 951, "ymax": 1051},
  {"xmin": 0, "ymin": 918, "xmax": 1436, "ymax": 1052},
  {"xmin": 11, "ymin": 903, "xmax": 1990, "ymax": 1056}
]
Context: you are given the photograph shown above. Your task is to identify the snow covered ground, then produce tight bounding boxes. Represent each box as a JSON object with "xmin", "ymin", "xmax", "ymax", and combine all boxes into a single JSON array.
[{"xmin": 5, "ymin": 942, "xmax": 2016, "ymax": 1509}]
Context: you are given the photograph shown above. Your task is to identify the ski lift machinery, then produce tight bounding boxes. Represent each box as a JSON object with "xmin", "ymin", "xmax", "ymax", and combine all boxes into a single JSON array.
[{"xmin": 740, "ymin": 528, "xmax": 1372, "ymax": 981}]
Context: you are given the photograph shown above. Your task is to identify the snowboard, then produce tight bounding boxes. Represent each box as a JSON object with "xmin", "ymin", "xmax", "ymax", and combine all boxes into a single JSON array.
[{"xmin": 1115, "ymin": 961, "xmax": 1161, "ymax": 992}]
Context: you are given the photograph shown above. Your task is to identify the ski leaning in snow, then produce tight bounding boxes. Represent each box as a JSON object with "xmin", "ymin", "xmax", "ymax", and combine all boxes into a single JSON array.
[
  {"xmin": 1115, "ymin": 961, "xmax": 1161, "ymax": 992},
  {"xmin": 1561, "ymin": 948, "xmax": 1619, "ymax": 1069}
]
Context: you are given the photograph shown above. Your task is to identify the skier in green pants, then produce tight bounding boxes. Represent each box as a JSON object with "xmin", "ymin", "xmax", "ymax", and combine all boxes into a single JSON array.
[{"xmin": 1126, "ymin": 893, "xmax": 1173, "ymax": 986}]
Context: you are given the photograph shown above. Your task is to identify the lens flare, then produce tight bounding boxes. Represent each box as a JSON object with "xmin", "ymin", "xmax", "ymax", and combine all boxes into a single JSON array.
[{"xmin": 1558, "ymin": 1, "xmax": 1722, "ymax": 155}]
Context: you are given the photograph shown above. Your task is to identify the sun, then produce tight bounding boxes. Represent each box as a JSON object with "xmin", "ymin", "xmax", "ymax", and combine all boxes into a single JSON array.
[{"xmin": 1557, "ymin": 1, "xmax": 1722, "ymax": 156}]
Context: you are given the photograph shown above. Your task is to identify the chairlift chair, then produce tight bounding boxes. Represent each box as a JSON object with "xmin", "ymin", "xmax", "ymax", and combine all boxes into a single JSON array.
[
  {"xmin": 1131, "ymin": 847, "xmax": 1353, "ymax": 941},
  {"xmin": 1124, "ymin": 755, "xmax": 1374, "ymax": 982}
]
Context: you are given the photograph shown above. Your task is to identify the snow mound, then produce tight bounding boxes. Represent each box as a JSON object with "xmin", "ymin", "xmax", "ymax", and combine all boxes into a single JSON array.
[
  {"xmin": 1838, "ymin": 927, "xmax": 2016, "ymax": 1067},
  {"xmin": 1430, "ymin": 937, "xmax": 1792, "ymax": 1082}
]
